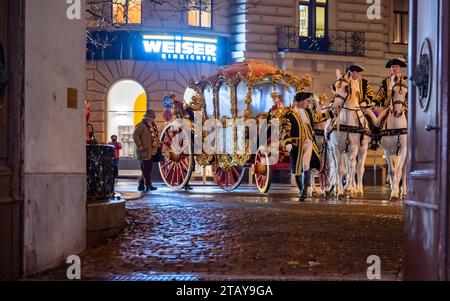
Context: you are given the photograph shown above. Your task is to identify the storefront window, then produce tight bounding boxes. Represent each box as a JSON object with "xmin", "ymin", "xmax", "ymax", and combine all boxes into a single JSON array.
[
  {"xmin": 188, "ymin": 0, "xmax": 212, "ymax": 28},
  {"xmin": 299, "ymin": 0, "xmax": 328, "ymax": 38},
  {"xmin": 107, "ymin": 80, "xmax": 147, "ymax": 158},
  {"xmin": 112, "ymin": 0, "xmax": 142, "ymax": 25}
]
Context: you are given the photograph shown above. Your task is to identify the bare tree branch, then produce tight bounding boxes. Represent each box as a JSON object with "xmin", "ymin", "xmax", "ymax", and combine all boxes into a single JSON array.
[{"xmin": 86, "ymin": 0, "xmax": 262, "ymax": 49}]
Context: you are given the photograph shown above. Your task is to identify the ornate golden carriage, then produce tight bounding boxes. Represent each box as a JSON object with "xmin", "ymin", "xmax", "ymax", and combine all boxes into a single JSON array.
[{"xmin": 158, "ymin": 60, "xmax": 312, "ymax": 192}]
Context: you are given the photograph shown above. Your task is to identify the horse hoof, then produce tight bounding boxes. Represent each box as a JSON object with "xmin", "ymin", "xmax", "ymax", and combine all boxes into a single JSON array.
[{"xmin": 345, "ymin": 190, "xmax": 356, "ymax": 198}]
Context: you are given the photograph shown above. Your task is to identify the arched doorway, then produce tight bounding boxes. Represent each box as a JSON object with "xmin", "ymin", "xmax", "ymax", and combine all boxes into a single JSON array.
[{"xmin": 107, "ymin": 79, "xmax": 147, "ymax": 158}]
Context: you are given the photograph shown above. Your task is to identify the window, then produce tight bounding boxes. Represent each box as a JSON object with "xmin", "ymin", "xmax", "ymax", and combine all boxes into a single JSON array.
[
  {"xmin": 203, "ymin": 85, "xmax": 214, "ymax": 118},
  {"xmin": 188, "ymin": 0, "xmax": 212, "ymax": 28},
  {"xmin": 112, "ymin": 0, "xmax": 142, "ymax": 25},
  {"xmin": 299, "ymin": 0, "xmax": 328, "ymax": 38},
  {"xmin": 393, "ymin": 0, "xmax": 409, "ymax": 44}
]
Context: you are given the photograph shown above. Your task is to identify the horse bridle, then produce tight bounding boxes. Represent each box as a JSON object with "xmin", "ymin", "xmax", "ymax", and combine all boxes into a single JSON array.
[
  {"xmin": 331, "ymin": 77, "xmax": 352, "ymax": 105},
  {"xmin": 391, "ymin": 82, "xmax": 408, "ymax": 111}
]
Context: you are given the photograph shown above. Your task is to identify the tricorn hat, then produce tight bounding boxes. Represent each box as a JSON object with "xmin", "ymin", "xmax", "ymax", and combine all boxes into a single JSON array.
[
  {"xmin": 346, "ymin": 65, "xmax": 364, "ymax": 73},
  {"xmin": 295, "ymin": 92, "xmax": 313, "ymax": 102},
  {"xmin": 386, "ymin": 58, "xmax": 407, "ymax": 68},
  {"xmin": 144, "ymin": 110, "xmax": 156, "ymax": 118}
]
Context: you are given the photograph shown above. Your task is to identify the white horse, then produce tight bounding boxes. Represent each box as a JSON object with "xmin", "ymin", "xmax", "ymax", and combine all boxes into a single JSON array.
[
  {"xmin": 351, "ymin": 105, "xmax": 378, "ymax": 197},
  {"xmin": 308, "ymin": 95, "xmax": 327, "ymax": 196},
  {"xmin": 378, "ymin": 81, "xmax": 408, "ymax": 202},
  {"xmin": 329, "ymin": 70, "xmax": 371, "ymax": 197}
]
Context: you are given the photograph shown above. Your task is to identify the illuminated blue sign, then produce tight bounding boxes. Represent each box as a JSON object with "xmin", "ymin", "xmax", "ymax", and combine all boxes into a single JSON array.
[
  {"xmin": 143, "ymin": 35, "xmax": 218, "ymax": 63},
  {"xmin": 86, "ymin": 31, "xmax": 227, "ymax": 64}
]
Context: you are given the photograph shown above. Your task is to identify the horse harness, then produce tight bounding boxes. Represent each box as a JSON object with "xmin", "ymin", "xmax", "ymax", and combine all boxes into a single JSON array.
[
  {"xmin": 380, "ymin": 127, "xmax": 407, "ymax": 157},
  {"xmin": 378, "ymin": 82, "xmax": 408, "ymax": 156},
  {"xmin": 328, "ymin": 76, "xmax": 373, "ymax": 153},
  {"xmin": 314, "ymin": 129, "xmax": 325, "ymax": 137},
  {"xmin": 328, "ymin": 123, "xmax": 372, "ymax": 153}
]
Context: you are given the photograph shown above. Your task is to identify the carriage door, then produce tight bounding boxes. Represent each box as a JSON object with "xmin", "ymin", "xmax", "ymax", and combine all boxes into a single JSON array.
[{"xmin": 404, "ymin": 0, "xmax": 449, "ymax": 280}]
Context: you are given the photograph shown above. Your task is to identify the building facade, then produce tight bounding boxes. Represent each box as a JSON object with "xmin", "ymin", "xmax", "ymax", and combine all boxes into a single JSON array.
[
  {"xmin": 239, "ymin": 0, "xmax": 408, "ymax": 99},
  {"xmin": 1, "ymin": 0, "xmax": 86, "ymax": 279},
  {"xmin": 85, "ymin": 0, "xmax": 233, "ymax": 147},
  {"xmin": 85, "ymin": 0, "xmax": 408, "ymax": 180}
]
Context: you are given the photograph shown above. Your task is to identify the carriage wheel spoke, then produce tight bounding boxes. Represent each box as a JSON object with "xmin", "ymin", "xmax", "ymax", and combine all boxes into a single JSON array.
[
  {"xmin": 180, "ymin": 159, "xmax": 188, "ymax": 171},
  {"xmin": 175, "ymin": 163, "xmax": 182, "ymax": 186},
  {"xmin": 231, "ymin": 166, "xmax": 241, "ymax": 179},
  {"xmin": 169, "ymin": 164, "xmax": 176, "ymax": 186},
  {"xmin": 228, "ymin": 171, "xmax": 236, "ymax": 186},
  {"xmin": 217, "ymin": 168, "xmax": 224, "ymax": 183},
  {"xmin": 163, "ymin": 141, "xmax": 172, "ymax": 149},
  {"xmin": 161, "ymin": 161, "xmax": 172, "ymax": 170},
  {"xmin": 224, "ymin": 170, "xmax": 229, "ymax": 187}
]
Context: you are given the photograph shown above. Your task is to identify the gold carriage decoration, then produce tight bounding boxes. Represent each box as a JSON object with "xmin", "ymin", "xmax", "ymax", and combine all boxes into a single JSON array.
[{"xmin": 158, "ymin": 60, "xmax": 312, "ymax": 192}]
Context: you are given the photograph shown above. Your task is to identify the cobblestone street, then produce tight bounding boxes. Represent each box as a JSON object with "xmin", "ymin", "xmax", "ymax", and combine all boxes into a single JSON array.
[{"xmin": 33, "ymin": 182, "xmax": 404, "ymax": 281}]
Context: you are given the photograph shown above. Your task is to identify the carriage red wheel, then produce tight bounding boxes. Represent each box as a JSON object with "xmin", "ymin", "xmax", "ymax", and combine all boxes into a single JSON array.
[
  {"xmin": 213, "ymin": 165, "xmax": 245, "ymax": 192},
  {"xmin": 158, "ymin": 124, "xmax": 194, "ymax": 190},
  {"xmin": 254, "ymin": 147, "xmax": 271, "ymax": 193}
]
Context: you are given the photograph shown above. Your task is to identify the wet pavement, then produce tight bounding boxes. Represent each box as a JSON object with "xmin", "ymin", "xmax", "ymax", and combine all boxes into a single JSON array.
[{"xmin": 31, "ymin": 181, "xmax": 404, "ymax": 281}]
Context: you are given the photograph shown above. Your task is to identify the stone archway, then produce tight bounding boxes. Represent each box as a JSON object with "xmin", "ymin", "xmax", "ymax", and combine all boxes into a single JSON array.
[{"xmin": 106, "ymin": 79, "xmax": 146, "ymax": 158}]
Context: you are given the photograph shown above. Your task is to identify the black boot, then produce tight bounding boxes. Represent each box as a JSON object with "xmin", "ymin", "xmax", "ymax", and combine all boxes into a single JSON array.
[
  {"xmin": 138, "ymin": 179, "xmax": 145, "ymax": 192},
  {"xmin": 146, "ymin": 184, "xmax": 157, "ymax": 192},
  {"xmin": 295, "ymin": 174, "xmax": 303, "ymax": 200},
  {"xmin": 183, "ymin": 184, "xmax": 193, "ymax": 190},
  {"xmin": 300, "ymin": 170, "xmax": 311, "ymax": 202}
]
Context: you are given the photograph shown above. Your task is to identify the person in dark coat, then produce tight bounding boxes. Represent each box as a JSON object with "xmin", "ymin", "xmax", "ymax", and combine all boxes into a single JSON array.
[
  {"xmin": 346, "ymin": 65, "xmax": 375, "ymax": 106},
  {"xmin": 375, "ymin": 58, "xmax": 408, "ymax": 107},
  {"xmin": 284, "ymin": 92, "xmax": 334, "ymax": 201},
  {"xmin": 134, "ymin": 110, "xmax": 160, "ymax": 192}
]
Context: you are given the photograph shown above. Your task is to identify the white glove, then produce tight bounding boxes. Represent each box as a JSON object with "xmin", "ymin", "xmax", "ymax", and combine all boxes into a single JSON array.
[{"xmin": 285, "ymin": 144, "xmax": 293, "ymax": 152}]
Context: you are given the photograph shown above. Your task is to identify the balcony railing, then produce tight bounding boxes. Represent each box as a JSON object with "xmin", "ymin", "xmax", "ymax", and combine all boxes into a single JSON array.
[{"xmin": 277, "ymin": 27, "xmax": 366, "ymax": 57}]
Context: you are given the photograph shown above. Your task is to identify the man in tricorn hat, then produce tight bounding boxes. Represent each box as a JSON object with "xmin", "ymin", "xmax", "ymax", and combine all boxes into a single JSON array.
[
  {"xmin": 346, "ymin": 65, "xmax": 375, "ymax": 107},
  {"xmin": 285, "ymin": 92, "xmax": 334, "ymax": 201},
  {"xmin": 346, "ymin": 64, "xmax": 379, "ymax": 142},
  {"xmin": 375, "ymin": 58, "xmax": 408, "ymax": 107},
  {"xmin": 133, "ymin": 109, "xmax": 160, "ymax": 192}
]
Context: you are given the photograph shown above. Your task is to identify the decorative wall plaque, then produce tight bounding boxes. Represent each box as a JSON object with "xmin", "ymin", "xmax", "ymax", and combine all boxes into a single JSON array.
[{"xmin": 67, "ymin": 87, "xmax": 78, "ymax": 109}]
